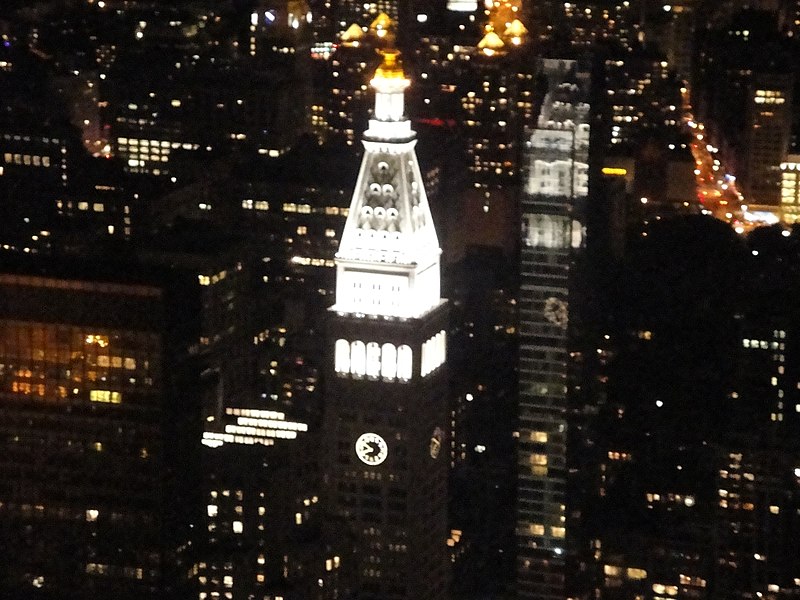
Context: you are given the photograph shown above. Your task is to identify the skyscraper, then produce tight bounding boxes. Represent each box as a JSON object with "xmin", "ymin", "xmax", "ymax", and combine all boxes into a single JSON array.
[
  {"xmin": 0, "ymin": 260, "xmax": 199, "ymax": 598},
  {"xmin": 517, "ymin": 58, "xmax": 591, "ymax": 599},
  {"xmin": 741, "ymin": 73, "xmax": 793, "ymax": 208},
  {"xmin": 322, "ymin": 47, "xmax": 450, "ymax": 599}
]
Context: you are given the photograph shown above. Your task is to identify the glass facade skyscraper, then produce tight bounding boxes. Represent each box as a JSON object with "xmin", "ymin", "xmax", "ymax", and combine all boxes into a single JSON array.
[{"xmin": 517, "ymin": 58, "xmax": 591, "ymax": 600}]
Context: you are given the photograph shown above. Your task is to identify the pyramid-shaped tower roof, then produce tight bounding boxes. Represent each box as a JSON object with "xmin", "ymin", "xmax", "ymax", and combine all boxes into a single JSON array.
[
  {"xmin": 478, "ymin": 30, "xmax": 506, "ymax": 51},
  {"xmin": 369, "ymin": 12, "xmax": 394, "ymax": 36},
  {"xmin": 341, "ymin": 22, "xmax": 365, "ymax": 44},
  {"xmin": 504, "ymin": 18, "xmax": 528, "ymax": 37}
]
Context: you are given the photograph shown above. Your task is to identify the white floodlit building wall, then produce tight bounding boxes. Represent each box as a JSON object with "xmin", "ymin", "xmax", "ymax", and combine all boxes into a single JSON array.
[{"xmin": 333, "ymin": 50, "xmax": 443, "ymax": 321}]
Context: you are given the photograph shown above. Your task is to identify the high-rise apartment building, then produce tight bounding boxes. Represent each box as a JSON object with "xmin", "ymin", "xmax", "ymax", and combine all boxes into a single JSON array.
[
  {"xmin": 334, "ymin": 0, "xmax": 404, "ymax": 33},
  {"xmin": 779, "ymin": 154, "xmax": 800, "ymax": 223},
  {"xmin": 517, "ymin": 58, "xmax": 591, "ymax": 600},
  {"xmin": 741, "ymin": 74, "xmax": 793, "ymax": 208},
  {"xmin": 710, "ymin": 322, "xmax": 800, "ymax": 599},
  {"xmin": 558, "ymin": 0, "xmax": 642, "ymax": 49},
  {"xmin": 0, "ymin": 261, "xmax": 198, "ymax": 598},
  {"xmin": 325, "ymin": 18, "xmax": 385, "ymax": 146},
  {"xmin": 659, "ymin": 0, "xmax": 697, "ymax": 83},
  {"xmin": 462, "ymin": 3, "xmax": 534, "ymax": 196},
  {"xmin": 323, "ymin": 48, "xmax": 450, "ymax": 599},
  {"xmin": 602, "ymin": 55, "xmax": 682, "ymax": 150}
]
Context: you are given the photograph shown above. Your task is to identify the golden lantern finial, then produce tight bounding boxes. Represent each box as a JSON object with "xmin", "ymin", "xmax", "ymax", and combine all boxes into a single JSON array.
[{"xmin": 373, "ymin": 45, "xmax": 407, "ymax": 81}]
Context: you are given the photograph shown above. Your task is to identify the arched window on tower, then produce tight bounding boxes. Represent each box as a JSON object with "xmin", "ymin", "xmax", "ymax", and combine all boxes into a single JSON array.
[
  {"xmin": 397, "ymin": 344, "xmax": 412, "ymax": 380},
  {"xmin": 335, "ymin": 339, "xmax": 351, "ymax": 374},
  {"xmin": 350, "ymin": 340, "xmax": 366, "ymax": 376},
  {"xmin": 381, "ymin": 343, "xmax": 397, "ymax": 379},
  {"xmin": 366, "ymin": 342, "xmax": 381, "ymax": 378}
]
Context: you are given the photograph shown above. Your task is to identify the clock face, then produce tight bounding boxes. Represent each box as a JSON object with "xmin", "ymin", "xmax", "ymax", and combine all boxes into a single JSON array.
[
  {"xmin": 355, "ymin": 432, "xmax": 388, "ymax": 466},
  {"xmin": 543, "ymin": 297, "xmax": 568, "ymax": 328}
]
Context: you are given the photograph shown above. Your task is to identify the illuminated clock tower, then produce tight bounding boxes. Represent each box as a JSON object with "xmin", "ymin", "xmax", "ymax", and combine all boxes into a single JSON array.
[{"xmin": 323, "ymin": 47, "xmax": 450, "ymax": 600}]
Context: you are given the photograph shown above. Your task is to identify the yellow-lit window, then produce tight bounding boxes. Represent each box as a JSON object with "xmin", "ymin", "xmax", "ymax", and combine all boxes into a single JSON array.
[
  {"xmin": 604, "ymin": 565, "xmax": 621, "ymax": 576},
  {"xmin": 627, "ymin": 568, "xmax": 647, "ymax": 579},
  {"xmin": 90, "ymin": 390, "xmax": 122, "ymax": 404},
  {"xmin": 531, "ymin": 431, "xmax": 548, "ymax": 443},
  {"xmin": 530, "ymin": 453, "xmax": 548, "ymax": 465}
]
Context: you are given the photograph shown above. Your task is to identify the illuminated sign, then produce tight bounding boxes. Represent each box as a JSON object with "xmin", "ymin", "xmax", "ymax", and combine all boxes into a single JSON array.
[{"xmin": 602, "ymin": 167, "xmax": 627, "ymax": 176}]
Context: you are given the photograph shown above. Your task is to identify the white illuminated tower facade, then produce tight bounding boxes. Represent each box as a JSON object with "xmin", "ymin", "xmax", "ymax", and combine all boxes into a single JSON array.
[
  {"xmin": 324, "ymin": 48, "xmax": 450, "ymax": 600},
  {"xmin": 517, "ymin": 58, "xmax": 590, "ymax": 599}
]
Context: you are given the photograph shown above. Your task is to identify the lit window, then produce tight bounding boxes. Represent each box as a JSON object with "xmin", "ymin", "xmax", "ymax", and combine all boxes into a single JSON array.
[
  {"xmin": 232, "ymin": 521, "xmax": 243, "ymax": 534},
  {"xmin": 334, "ymin": 339, "xmax": 350, "ymax": 374},
  {"xmin": 366, "ymin": 342, "xmax": 380, "ymax": 378},
  {"xmin": 530, "ymin": 453, "xmax": 548, "ymax": 466},
  {"xmin": 89, "ymin": 390, "xmax": 122, "ymax": 404},
  {"xmin": 380, "ymin": 343, "xmax": 397, "ymax": 379},
  {"xmin": 207, "ymin": 505, "xmax": 218, "ymax": 517},
  {"xmin": 627, "ymin": 568, "xmax": 647, "ymax": 579},
  {"xmin": 350, "ymin": 341, "xmax": 366, "ymax": 376},
  {"xmin": 397, "ymin": 345, "xmax": 412, "ymax": 380}
]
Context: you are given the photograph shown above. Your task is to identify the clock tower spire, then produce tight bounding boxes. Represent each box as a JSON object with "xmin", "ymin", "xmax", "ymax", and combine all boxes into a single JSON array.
[
  {"xmin": 324, "ymin": 46, "xmax": 450, "ymax": 600},
  {"xmin": 333, "ymin": 46, "xmax": 442, "ymax": 320}
]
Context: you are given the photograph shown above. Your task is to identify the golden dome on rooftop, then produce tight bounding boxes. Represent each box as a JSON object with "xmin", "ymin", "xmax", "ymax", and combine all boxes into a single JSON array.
[
  {"xmin": 369, "ymin": 12, "xmax": 394, "ymax": 35},
  {"xmin": 504, "ymin": 18, "xmax": 527, "ymax": 37},
  {"xmin": 341, "ymin": 22, "xmax": 365, "ymax": 45},
  {"xmin": 478, "ymin": 30, "xmax": 505, "ymax": 50}
]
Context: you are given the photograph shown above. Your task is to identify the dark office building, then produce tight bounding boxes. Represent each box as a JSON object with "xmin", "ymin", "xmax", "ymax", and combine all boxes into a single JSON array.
[{"xmin": 0, "ymin": 260, "xmax": 199, "ymax": 599}]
